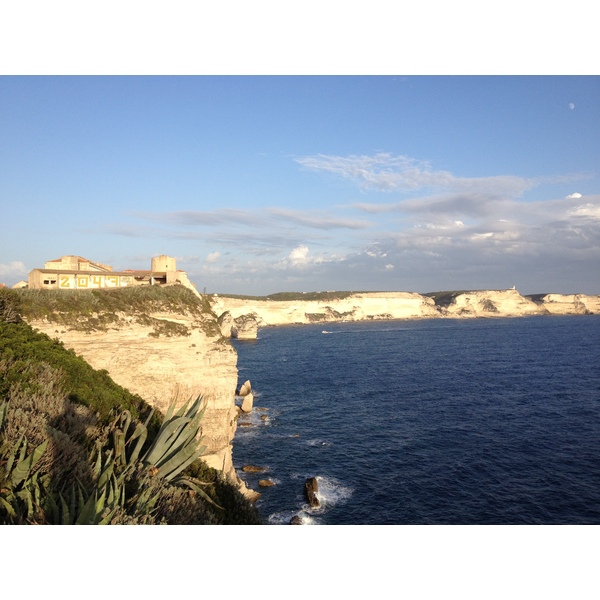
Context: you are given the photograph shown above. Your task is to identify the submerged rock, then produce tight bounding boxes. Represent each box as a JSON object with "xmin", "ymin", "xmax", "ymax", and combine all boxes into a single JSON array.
[
  {"xmin": 258, "ymin": 479, "xmax": 275, "ymax": 487},
  {"xmin": 290, "ymin": 515, "xmax": 303, "ymax": 525},
  {"xmin": 242, "ymin": 465, "xmax": 267, "ymax": 473}
]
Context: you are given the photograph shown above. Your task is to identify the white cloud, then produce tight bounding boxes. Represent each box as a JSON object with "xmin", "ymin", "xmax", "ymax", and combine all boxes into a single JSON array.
[
  {"xmin": 268, "ymin": 207, "xmax": 372, "ymax": 230},
  {"xmin": 569, "ymin": 203, "xmax": 600, "ymax": 219},
  {"xmin": 566, "ymin": 192, "xmax": 582, "ymax": 199},
  {"xmin": 297, "ymin": 152, "xmax": 537, "ymax": 197},
  {"xmin": 206, "ymin": 251, "xmax": 221, "ymax": 263},
  {"xmin": 287, "ymin": 245, "xmax": 310, "ymax": 266},
  {"xmin": 0, "ymin": 261, "xmax": 27, "ymax": 279}
]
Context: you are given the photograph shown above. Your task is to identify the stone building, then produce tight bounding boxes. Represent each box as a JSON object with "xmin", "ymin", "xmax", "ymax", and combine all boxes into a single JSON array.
[{"xmin": 27, "ymin": 254, "xmax": 196, "ymax": 292}]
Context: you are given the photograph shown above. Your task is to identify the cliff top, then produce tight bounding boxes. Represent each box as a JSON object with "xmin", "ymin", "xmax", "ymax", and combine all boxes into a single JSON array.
[{"xmin": 10, "ymin": 285, "xmax": 220, "ymax": 337}]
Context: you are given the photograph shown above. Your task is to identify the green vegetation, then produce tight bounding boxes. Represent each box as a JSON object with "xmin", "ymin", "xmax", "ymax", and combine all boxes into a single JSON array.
[
  {"xmin": 217, "ymin": 290, "xmax": 372, "ymax": 302},
  {"xmin": 425, "ymin": 290, "xmax": 507, "ymax": 307},
  {"xmin": 526, "ymin": 294, "xmax": 549, "ymax": 304},
  {"xmin": 479, "ymin": 298, "xmax": 498, "ymax": 313},
  {"xmin": 424, "ymin": 290, "xmax": 472, "ymax": 307},
  {"xmin": 0, "ymin": 321, "xmax": 158, "ymax": 426},
  {"xmin": 0, "ymin": 288, "xmax": 261, "ymax": 524},
  {"xmin": 305, "ymin": 308, "xmax": 354, "ymax": 322}
]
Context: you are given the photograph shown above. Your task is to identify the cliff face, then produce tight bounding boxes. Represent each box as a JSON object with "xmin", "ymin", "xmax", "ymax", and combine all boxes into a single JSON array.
[
  {"xmin": 211, "ymin": 292, "xmax": 440, "ymax": 327},
  {"xmin": 25, "ymin": 306, "xmax": 245, "ymax": 491},
  {"xmin": 439, "ymin": 289, "xmax": 544, "ymax": 318},
  {"xmin": 536, "ymin": 294, "xmax": 600, "ymax": 315},
  {"xmin": 211, "ymin": 290, "xmax": 600, "ymax": 336}
]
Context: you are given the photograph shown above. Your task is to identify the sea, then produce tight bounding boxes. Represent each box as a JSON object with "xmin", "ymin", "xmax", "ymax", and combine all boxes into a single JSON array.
[{"xmin": 231, "ymin": 315, "xmax": 600, "ymax": 525}]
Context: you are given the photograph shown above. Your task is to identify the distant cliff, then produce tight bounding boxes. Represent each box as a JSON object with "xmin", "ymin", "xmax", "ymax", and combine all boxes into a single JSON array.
[
  {"xmin": 211, "ymin": 290, "xmax": 600, "ymax": 338},
  {"xmin": 528, "ymin": 293, "xmax": 600, "ymax": 315},
  {"xmin": 211, "ymin": 291, "xmax": 440, "ymax": 328}
]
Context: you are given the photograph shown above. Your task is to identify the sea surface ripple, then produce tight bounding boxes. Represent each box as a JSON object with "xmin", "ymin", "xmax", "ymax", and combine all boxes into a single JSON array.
[{"xmin": 232, "ymin": 316, "xmax": 600, "ymax": 525}]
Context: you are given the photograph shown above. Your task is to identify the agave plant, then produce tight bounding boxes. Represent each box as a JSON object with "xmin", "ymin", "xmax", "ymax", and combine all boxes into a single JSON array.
[
  {"xmin": 1, "ymin": 395, "xmax": 222, "ymax": 525},
  {"xmin": 0, "ymin": 400, "xmax": 49, "ymax": 523}
]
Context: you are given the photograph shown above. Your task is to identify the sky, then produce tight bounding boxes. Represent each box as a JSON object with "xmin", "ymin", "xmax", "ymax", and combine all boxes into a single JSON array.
[{"xmin": 1, "ymin": 75, "xmax": 599, "ymax": 295}]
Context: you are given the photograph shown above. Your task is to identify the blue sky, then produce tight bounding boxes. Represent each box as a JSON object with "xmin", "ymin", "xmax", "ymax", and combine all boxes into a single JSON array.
[{"xmin": 1, "ymin": 75, "xmax": 599, "ymax": 295}]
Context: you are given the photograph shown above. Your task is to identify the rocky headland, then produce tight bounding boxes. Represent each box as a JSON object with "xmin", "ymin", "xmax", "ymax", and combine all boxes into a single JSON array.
[{"xmin": 19, "ymin": 286, "xmax": 256, "ymax": 500}]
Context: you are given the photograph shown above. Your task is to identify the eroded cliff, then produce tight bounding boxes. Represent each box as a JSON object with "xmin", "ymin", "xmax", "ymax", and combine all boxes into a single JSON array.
[
  {"xmin": 211, "ymin": 289, "xmax": 600, "ymax": 337},
  {"xmin": 434, "ymin": 289, "xmax": 543, "ymax": 318},
  {"xmin": 533, "ymin": 294, "xmax": 600, "ymax": 315},
  {"xmin": 19, "ymin": 286, "xmax": 250, "ymax": 495},
  {"xmin": 211, "ymin": 291, "xmax": 440, "ymax": 328}
]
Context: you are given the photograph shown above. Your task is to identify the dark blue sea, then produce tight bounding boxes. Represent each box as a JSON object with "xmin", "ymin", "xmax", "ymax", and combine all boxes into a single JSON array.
[{"xmin": 231, "ymin": 316, "xmax": 600, "ymax": 525}]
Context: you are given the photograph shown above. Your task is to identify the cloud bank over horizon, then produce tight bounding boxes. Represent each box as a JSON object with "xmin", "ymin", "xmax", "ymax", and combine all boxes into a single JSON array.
[{"xmin": 92, "ymin": 152, "xmax": 599, "ymax": 295}]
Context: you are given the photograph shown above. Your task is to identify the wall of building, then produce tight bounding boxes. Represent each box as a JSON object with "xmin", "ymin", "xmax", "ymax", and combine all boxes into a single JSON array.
[
  {"xmin": 152, "ymin": 255, "xmax": 177, "ymax": 272},
  {"xmin": 29, "ymin": 271, "xmax": 138, "ymax": 289},
  {"xmin": 27, "ymin": 255, "xmax": 188, "ymax": 291}
]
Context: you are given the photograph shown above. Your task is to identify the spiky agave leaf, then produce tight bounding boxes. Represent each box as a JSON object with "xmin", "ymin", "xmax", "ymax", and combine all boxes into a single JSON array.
[
  {"xmin": 156, "ymin": 442, "xmax": 206, "ymax": 482},
  {"xmin": 126, "ymin": 421, "xmax": 148, "ymax": 465},
  {"xmin": 0, "ymin": 400, "xmax": 7, "ymax": 428},
  {"xmin": 11, "ymin": 439, "xmax": 48, "ymax": 487},
  {"xmin": 175, "ymin": 477, "xmax": 224, "ymax": 510},
  {"xmin": 0, "ymin": 496, "xmax": 16, "ymax": 518},
  {"xmin": 142, "ymin": 415, "xmax": 193, "ymax": 466},
  {"xmin": 139, "ymin": 396, "xmax": 206, "ymax": 482}
]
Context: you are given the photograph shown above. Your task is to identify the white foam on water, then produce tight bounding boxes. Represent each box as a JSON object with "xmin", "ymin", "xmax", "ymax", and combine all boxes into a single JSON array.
[
  {"xmin": 237, "ymin": 409, "xmax": 271, "ymax": 429},
  {"xmin": 313, "ymin": 475, "xmax": 353, "ymax": 510},
  {"xmin": 267, "ymin": 510, "xmax": 317, "ymax": 525},
  {"xmin": 306, "ymin": 438, "xmax": 332, "ymax": 447}
]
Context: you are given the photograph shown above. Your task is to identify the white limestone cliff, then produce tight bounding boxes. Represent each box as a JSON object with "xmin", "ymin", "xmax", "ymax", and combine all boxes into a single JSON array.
[
  {"xmin": 536, "ymin": 294, "xmax": 600, "ymax": 315},
  {"xmin": 211, "ymin": 289, "xmax": 600, "ymax": 337},
  {"xmin": 211, "ymin": 292, "xmax": 440, "ymax": 331},
  {"xmin": 25, "ymin": 309, "xmax": 254, "ymax": 498},
  {"xmin": 439, "ymin": 289, "xmax": 544, "ymax": 318}
]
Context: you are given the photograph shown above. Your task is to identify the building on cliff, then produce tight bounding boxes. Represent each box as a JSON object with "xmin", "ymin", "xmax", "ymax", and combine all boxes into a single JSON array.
[{"xmin": 27, "ymin": 254, "xmax": 196, "ymax": 291}]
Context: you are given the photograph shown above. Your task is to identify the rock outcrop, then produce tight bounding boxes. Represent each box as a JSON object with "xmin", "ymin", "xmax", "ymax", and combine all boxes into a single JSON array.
[
  {"xmin": 232, "ymin": 314, "xmax": 260, "ymax": 339},
  {"xmin": 258, "ymin": 479, "xmax": 275, "ymax": 487},
  {"xmin": 304, "ymin": 476, "xmax": 320, "ymax": 508},
  {"xmin": 237, "ymin": 379, "xmax": 254, "ymax": 413},
  {"xmin": 217, "ymin": 310, "xmax": 234, "ymax": 337},
  {"xmin": 438, "ymin": 289, "xmax": 543, "ymax": 318},
  {"xmin": 241, "ymin": 393, "xmax": 254, "ymax": 413},
  {"xmin": 242, "ymin": 465, "xmax": 267, "ymax": 473},
  {"xmin": 238, "ymin": 380, "xmax": 252, "ymax": 397}
]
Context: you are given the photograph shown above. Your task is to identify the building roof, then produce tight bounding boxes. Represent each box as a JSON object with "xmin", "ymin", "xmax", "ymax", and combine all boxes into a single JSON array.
[
  {"xmin": 46, "ymin": 256, "xmax": 113, "ymax": 271},
  {"xmin": 31, "ymin": 268, "xmax": 167, "ymax": 276}
]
